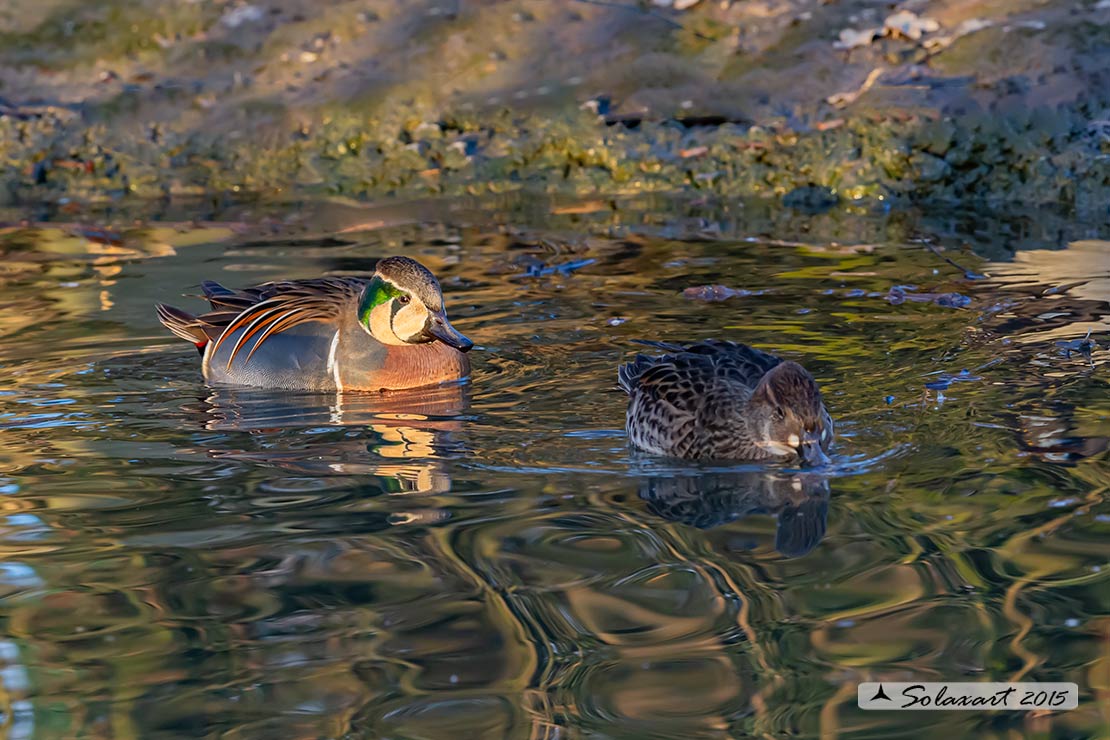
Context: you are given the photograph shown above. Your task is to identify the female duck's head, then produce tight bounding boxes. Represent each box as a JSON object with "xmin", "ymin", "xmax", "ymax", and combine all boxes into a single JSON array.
[
  {"xmin": 358, "ymin": 256, "xmax": 473, "ymax": 352},
  {"xmin": 748, "ymin": 361, "xmax": 833, "ymax": 466}
]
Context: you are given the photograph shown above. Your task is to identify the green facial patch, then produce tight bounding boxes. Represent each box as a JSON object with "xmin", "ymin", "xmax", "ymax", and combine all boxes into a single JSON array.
[{"xmin": 358, "ymin": 276, "xmax": 404, "ymax": 326}]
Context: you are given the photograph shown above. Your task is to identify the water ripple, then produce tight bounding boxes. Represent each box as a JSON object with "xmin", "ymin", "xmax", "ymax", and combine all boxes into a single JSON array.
[{"xmin": 0, "ymin": 203, "xmax": 1105, "ymax": 738}]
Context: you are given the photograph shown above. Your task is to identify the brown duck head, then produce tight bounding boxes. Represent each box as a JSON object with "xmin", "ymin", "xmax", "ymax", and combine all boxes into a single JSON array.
[{"xmin": 748, "ymin": 361, "xmax": 833, "ymax": 466}]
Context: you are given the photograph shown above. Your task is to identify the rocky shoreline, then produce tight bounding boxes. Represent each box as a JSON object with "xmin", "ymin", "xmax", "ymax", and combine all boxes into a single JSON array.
[{"xmin": 3, "ymin": 0, "xmax": 1110, "ymax": 212}]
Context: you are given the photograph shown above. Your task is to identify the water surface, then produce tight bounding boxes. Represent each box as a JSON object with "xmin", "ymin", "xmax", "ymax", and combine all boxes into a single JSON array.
[{"xmin": 0, "ymin": 197, "xmax": 1107, "ymax": 739}]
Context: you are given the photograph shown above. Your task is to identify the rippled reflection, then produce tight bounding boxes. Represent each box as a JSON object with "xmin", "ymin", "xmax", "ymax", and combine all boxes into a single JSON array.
[
  {"xmin": 196, "ymin": 383, "xmax": 467, "ymax": 487},
  {"xmin": 0, "ymin": 199, "xmax": 1106, "ymax": 739},
  {"xmin": 983, "ymin": 238, "xmax": 1110, "ymax": 343},
  {"xmin": 199, "ymin": 382, "xmax": 469, "ymax": 429},
  {"xmin": 639, "ymin": 470, "xmax": 830, "ymax": 557}
]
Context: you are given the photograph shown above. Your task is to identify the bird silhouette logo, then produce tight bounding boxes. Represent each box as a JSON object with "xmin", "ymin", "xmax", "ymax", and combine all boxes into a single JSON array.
[{"xmin": 870, "ymin": 684, "xmax": 892, "ymax": 702}]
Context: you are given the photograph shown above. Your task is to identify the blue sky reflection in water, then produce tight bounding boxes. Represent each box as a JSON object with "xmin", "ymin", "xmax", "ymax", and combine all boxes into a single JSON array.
[{"xmin": 0, "ymin": 197, "xmax": 1106, "ymax": 739}]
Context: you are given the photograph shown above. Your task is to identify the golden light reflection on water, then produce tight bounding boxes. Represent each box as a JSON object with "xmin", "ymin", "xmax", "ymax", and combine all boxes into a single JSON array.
[
  {"xmin": 984, "ymin": 238, "xmax": 1110, "ymax": 342},
  {"xmin": 0, "ymin": 199, "xmax": 1106, "ymax": 739}
]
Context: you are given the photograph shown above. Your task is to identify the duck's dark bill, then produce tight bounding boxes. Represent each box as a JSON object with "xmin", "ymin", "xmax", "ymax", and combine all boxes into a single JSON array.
[
  {"xmin": 801, "ymin": 439, "xmax": 830, "ymax": 466},
  {"xmin": 424, "ymin": 317, "xmax": 474, "ymax": 352}
]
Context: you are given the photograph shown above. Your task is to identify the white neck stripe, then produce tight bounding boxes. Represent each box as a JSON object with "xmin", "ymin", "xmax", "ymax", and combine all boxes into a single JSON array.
[{"xmin": 327, "ymin": 329, "xmax": 343, "ymax": 391}]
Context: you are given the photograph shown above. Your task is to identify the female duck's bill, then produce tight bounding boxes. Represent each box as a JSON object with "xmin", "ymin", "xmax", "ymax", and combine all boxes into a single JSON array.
[{"xmin": 156, "ymin": 256, "xmax": 473, "ymax": 392}]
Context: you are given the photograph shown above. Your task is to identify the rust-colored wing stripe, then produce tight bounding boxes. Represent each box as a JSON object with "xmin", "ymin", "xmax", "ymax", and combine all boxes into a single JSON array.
[{"xmin": 201, "ymin": 277, "xmax": 368, "ymax": 370}]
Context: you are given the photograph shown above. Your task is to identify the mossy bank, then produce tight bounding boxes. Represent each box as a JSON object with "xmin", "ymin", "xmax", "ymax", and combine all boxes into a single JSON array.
[{"xmin": 3, "ymin": 0, "xmax": 1110, "ymax": 212}]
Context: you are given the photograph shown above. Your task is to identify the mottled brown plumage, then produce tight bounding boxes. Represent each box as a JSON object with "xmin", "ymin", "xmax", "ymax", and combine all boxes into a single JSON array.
[{"xmin": 619, "ymin": 340, "xmax": 833, "ymax": 464}]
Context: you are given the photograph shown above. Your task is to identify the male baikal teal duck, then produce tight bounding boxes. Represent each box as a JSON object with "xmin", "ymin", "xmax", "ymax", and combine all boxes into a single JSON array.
[
  {"xmin": 157, "ymin": 256, "xmax": 472, "ymax": 392},
  {"xmin": 618, "ymin": 340, "xmax": 833, "ymax": 465}
]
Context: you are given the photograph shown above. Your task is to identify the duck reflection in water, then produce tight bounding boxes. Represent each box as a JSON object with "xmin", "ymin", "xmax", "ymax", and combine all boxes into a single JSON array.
[
  {"xmin": 638, "ymin": 470, "xmax": 830, "ymax": 558},
  {"xmin": 187, "ymin": 382, "xmax": 469, "ymax": 496}
]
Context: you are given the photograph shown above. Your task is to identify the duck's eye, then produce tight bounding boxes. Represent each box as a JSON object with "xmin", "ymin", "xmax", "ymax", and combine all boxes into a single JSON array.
[
  {"xmin": 398, "ymin": 294, "xmax": 411, "ymax": 305},
  {"xmin": 772, "ymin": 409, "xmax": 785, "ymax": 422}
]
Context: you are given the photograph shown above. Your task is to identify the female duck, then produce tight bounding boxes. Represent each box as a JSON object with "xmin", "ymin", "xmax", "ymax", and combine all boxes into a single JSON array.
[
  {"xmin": 157, "ymin": 256, "xmax": 472, "ymax": 391},
  {"xmin": 619, "ymin": 340, "xmax": 833, "ymax": 465}
]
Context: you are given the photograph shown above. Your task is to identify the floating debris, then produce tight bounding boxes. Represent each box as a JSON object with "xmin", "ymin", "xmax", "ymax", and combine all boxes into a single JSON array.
[
  {"xmin": 886, "ymin": 285, "xmax": 971, "ymax": 308},
  {"xmin": 919, "ymin": 241, "xmax": 988, "ymax": 280},
  {"xmin": 522, "ymin": 258, "xmax": 596, "ymax": 278},
  {"xmin": 551, "ymin": 200, "xmax": 609, "ymax": 215},
  {"xmin": 684, "ymin": 285, "xmax": 767, "ymax": 302},
  {"xmin": 75, "ymin": 226, "xmax": 124, "ymax": 246},
  {"xmin": 924, "ymin": 369, "xmax": 981, "ymax": 391},
  {"xmin": 933, "ymin": 293, "xmax": 972, "ymax": 308},
  {"xmin": 1056, "ymin": 331, "xmax": 1098, "ymax": 360}
]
